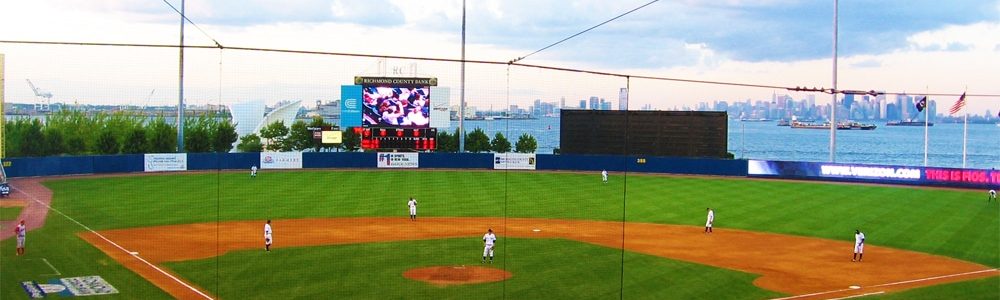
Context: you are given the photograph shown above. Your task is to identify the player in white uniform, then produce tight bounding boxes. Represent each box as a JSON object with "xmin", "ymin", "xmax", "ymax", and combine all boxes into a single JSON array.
[
  {"xmin": 251, "ymin": 165, "xmax": 258, "ymax": 178},
  {"xmin": 852, "ymin": 229, "xmax": 865, "ymax": 262},
  {"xmin": 601, "ymin": 170, "xmax": 608, "ymax": 183},
  {"xmin": 989, "ymin": 189, "xmax": 996, "ymax": 204},
  {"xmin": 704, "ymin": 208, "xmax": 714, "ymax": 233},
  {"xmin": 482, "ymin": 229, "xmax": 497, "ymax": 263},
  {"xmin": 264, "ymin": 220, "xmax": 272, "ymax": 252},
  {"xmin": 407, "ymin": 197, "xmax": 418, "ymax": 221},
  {"xmin": 14, "ymin": 220, "xmax": 26, "ymax": 256}
]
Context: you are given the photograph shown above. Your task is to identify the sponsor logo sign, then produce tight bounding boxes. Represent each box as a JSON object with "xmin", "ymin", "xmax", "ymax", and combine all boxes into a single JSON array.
[
  {"xmin": 493, "ymin": 153, "xmax": 536, "ymax": 170},
  {"xmin": 144, "ymin": 153, "xmax": 188, "ymax": 172},
  {"xmin": 21, "ymin": 276, "xmax": 118, "ymax": 298},
  {"xmin": 260, "ymin": 152, "xmax": 303, "ymax": 169},
  {"xmin": 748, "ymin": 160, "xmax": 1000, "ymax": 188},
  {"xmin": 377, "ymin": 152, "xmax": 419, "ymax": 168}
]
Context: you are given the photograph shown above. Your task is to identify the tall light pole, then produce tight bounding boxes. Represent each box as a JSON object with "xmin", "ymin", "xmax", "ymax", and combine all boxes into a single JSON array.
[
  {"xmin": 458, "ymin": 0, "xmax": 466, "ymax": 153},
  {"xmin": 829, "ymin": 0, "xmax": 838, "ymax": 162},
  {"xmin": 177, "ymin": 0, "xmax": 186, "ymax": 152}
]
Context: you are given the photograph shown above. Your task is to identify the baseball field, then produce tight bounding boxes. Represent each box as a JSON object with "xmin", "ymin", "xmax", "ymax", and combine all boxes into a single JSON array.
[{"xmin": 1, "ymin": 170, "xmax": 997, "ymax": 299}]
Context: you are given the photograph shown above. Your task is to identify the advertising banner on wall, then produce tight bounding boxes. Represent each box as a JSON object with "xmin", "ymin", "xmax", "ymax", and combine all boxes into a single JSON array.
[
  {"xmin": 340, "ymin": 85, "xmax": 363, "ymax": 129},
  {"xmin": 260, "ymin": 152, "xmax": 303, "ymax": 169},
  {"xmin": 493, "ymin": 153, "xmax": 536, "ymax": 170},
  {"xmin": 377, "ymin": 152, "xmax": 419, "ymax": 168},
  {"xmin": 748, "ymin": 160, "xmax": 999, "ymax": 188},
  {"xmin": 144, "ymin": 153, "xmax": 187, "ymax": 172},
  {"xmin": 429, "ymin": 86, "xmax": 450, "ymax": 129}
]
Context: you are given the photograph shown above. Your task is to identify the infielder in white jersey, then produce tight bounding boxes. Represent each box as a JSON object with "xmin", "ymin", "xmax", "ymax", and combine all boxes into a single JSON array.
[
  {"xmin": 250, "ymin": 165, "xmax": 258, "ymax": 178},
  {"xmin": 407, "ymin": 197, "xmax": 418, "ymax": 221},
  {"xmin": 482, "ymin": 228, "xmax": 496, "ymax": 263},
  {"xmin": 264, "ymin": 220, "xmax": 272, "ymax": 252},
  {"xmin": 704, "ymin": 208, "xmax": 714, "ymax": 233},
  {"xmin": 852, "ymin": 229, "xmax": 865, "ymax": 262},
  {"xmin": 602, "ymin": 170, "xmax": 608, "ymax": 183}
]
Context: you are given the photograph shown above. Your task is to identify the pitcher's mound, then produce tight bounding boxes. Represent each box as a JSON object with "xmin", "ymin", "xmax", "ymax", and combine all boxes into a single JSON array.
[{"xmin": 404, "ymin": 265, "xmax": 512, "ymax": 286}]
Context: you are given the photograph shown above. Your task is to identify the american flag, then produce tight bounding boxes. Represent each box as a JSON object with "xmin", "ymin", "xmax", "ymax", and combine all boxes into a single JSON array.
[{"xmin": 948, "ymin": 92, "xmax": 966, "ymax": 115}]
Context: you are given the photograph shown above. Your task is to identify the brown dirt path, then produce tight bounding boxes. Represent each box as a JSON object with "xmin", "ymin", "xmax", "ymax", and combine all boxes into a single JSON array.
[
  {"xmin": 404, "ymin": 266, "xmax": 512, "ymax": 286},
  {"xmin": 80, "ymin": 217, "xmax": 997, "ymax": 300},
  {"xmin": 0, "ymin": 178, "xmax": 52, "ymax": 240}
]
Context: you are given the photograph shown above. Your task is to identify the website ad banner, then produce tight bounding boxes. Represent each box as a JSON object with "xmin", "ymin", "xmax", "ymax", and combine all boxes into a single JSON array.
[
  {"xmin": 493, "ymin": 153, "xmax": 536, "ymax": 170},
  {"xmin": 748, "ymin": 160, "xmax": 999, "ymax": 188},
  {"xmin": 144, "ymin": 153, "xmax": 187, "ymax": 172},
  {"xmin": 377, "ymin": 152, "xmax": 419, "ymax": 168},
  {"xmin": 260, "ymin": 152, "xmax": 303, "ymax": 169}
]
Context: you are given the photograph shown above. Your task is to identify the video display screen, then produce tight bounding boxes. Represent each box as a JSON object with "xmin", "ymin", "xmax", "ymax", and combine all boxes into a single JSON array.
[{"xmin": 362, "ymin": 86, "xmax": 430, "ymax": 128}]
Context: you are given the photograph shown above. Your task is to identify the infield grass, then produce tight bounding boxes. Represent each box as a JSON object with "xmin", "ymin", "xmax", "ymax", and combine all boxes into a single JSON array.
[
  {"xmin": 0, "ymin": 206, "xmax": 22, "ymax": 221},
  {"xmin": 862, "ymin": 276, "xmax": 1000, "ymax": 300},
  {"xmin": 1, "ymin": 170, "xmax": 997, "ymax": 299},
  {"xmin": 165, "ymin": 238, "xmax": 782, "ymax": 300}
]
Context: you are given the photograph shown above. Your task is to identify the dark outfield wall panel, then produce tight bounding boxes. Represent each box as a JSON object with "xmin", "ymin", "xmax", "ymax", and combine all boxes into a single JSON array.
[
  {"xmin": 187, "ymin": 153, "xmax": 222, "ymax": 170},
  {"xmin": 304, "ymin": 152, "xmax": 377, "ymax": 168},
  {"xmin": 419, "ymin": 153, "xmax": 493, "ymax": 169},
  {"xmin": 92, "ymin": 154, "xmax": 143, "ymax": 174},
  {"xmin": 4, "ymin": 156, "xmax": 95, "ymax": 177},
  {"xmin": 537, "ymin": 154, "xmax": 630, "ymax": 172},
  {"xmin": 629, "ymin": 157, "xmax": 747, "ymax": 176},
  {"xmin": 220, "ymin": 152, "xmax": 262, "ymax": 170}
]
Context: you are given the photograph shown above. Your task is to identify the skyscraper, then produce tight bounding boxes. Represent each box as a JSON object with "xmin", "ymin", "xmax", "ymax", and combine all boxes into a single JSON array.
[
  {"xmin": 619, "ymin": 88, "xmax": 628, "ymax": 111},
  {"xmin": 589, "ymin": 97, "xmax": 599, "ymax": 110}
]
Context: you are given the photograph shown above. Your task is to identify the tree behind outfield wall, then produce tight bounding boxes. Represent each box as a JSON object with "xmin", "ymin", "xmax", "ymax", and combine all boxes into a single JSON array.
[
  {"xmin": 212, "ymin": 117, "xmax": 239, "ymax": 153},
  {"xmin": 464, "ymin": 128, "xmax": 490, "ymax": 153},
  {"xmin": 490, "ymin": 132, "xmax": 511, "ymax": 153},
  {"xmin": 286, "ymin": 120, "xmax": 314, "ymax": 151},
  {"xmin": 259, "ymin": 121, "xmax": 289, "ymax": 152},
  {"xmin": 308, "ymin": 116, "xmax": 334, "ymax": 152},
  {"xmin": 339, "ymin": 128, "xmax": 360, "ymax": 152},
  {"xmin": 95, "ymin": 128, "xmax": 120, "ymax": 154},
  {"xmin": 183, "ymin": 115, "xmax": 213, "ymax": 153},
  {"xmin": 237, "ymin": 133, "xmax": 264, "ymax": 152},
  {"xmin": 121, "ymin": 127, "xmax": 148, "ymax": 154},
  {"xmin": 515, "ymin": 133, "xmax": 537, "ymax": 153},
  {"xmin": 146, "ymin": 116, "xmax": 177, "ymax": 153},
  {"xmin": 42, "ymin": 126, "xmax": 65, "ymax": 156}
]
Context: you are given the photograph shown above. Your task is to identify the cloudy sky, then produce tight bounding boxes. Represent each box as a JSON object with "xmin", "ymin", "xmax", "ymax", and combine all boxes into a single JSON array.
[{"xmin": 1, "ymin": 0, "xmax": 998, "ymax": 114}]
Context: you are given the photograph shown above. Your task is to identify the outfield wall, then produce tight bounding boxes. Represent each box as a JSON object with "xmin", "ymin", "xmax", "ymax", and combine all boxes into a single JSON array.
[{"xmin": 2, "ymin": 153, "xmax": 995, "ymax": 189}]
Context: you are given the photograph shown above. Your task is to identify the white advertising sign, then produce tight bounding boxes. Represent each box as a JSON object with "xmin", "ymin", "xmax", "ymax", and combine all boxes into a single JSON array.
[
  {"xmin": 377, "ymin": 152, "xmax": 419, "ymax": 168},
  {"xmin": 493, "ymin": 153, "xmax": 536, "ymax": 170},
  {"xmin": 260, "ymin": 152, "xmax": 303, "ymax": 169},
  {"xmin": 144, "ymin": 153, "xmax": 187, "ymax": 172}
]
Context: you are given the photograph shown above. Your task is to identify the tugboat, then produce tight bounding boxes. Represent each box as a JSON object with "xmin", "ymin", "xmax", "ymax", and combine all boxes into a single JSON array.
[
  {"xmin": 843, "ymin": 122, "xmax": 877, "ymax": 130},
  {"xmin": 777, "ymin": 119, "xmax": 790, "ymax": 126}
]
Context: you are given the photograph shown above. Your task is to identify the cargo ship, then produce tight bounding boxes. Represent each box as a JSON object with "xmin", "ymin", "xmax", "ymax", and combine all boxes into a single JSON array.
[
  {"xmin": 886, "ymin": 120, "xmax": 934, "ymax": 126},
  {"xmin": 791, "ymin": 121, "xmax": 876, "ymax": 130}
]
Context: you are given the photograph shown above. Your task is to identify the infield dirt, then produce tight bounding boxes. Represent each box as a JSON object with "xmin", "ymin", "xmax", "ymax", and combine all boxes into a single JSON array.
[{"xmin": 79, "ymin": 217, "xmax": 997, "ymax": 300}]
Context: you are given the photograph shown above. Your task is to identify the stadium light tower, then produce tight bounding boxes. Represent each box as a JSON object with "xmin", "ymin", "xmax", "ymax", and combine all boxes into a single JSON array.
[
  {"xmin": 458, "ymin": 0, "xmax": 466, "ymax": 152},
  {"xmin": 829, "ymin": 0, "xmax": 838, "ymax": 162},
  {"xmin": 177, "ymin": 0, "xmax": 185, "ymax": 152}
]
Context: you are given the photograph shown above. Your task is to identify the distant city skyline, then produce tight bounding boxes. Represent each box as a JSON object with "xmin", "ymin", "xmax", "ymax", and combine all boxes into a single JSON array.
[{"xmin": 1, "ymin": 1, "xmax": 998, "ymax": 114}]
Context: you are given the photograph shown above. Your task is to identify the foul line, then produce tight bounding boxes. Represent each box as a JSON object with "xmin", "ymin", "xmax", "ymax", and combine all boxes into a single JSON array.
[
  {"xmin": 772, "ymin": 269, "xmax": 999, "ymax": 300},
  {"xmin": 12, "ymin": 185, "xmax": 215, "ymax": 300},
  {"xmin": 26, "ymin": 258, "xmax": 62, "ymax": 276},
  {"xmin": 828, "ymin": 291, "xmax": 884, "ymax": 300}
]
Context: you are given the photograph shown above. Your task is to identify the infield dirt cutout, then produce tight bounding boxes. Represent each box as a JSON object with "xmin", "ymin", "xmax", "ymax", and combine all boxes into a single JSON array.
[
  {"xmin": 78, "ymin": 217, "xmax": 998, "ymax": 300},
  {"xmin": 404, "ymin": 265, "xmax": 512, "ymax": 286}
]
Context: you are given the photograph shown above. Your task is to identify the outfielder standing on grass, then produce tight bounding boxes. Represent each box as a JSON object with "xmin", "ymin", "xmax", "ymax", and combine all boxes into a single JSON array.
[
  {"xmin": 989, "ymin": 189, "xmax": 996, "ymax": 204},
  {"xmin": 407, "ymin": 197, "xmax": 418, "ymax": 221},
  {"xmin": 704, "ymin": 208, "xmax": 714, "ymax": 234},
  {"xmin": 482, "ymin": 228, "xmax": 496, "ymax": 263},
  {"xmin": 14, "ymin": 220, "xmax": 26, "ymax": 256},
  {"xmin": 602, "ymin": 169, "xmax": 608, "ymax": 183},
  {"xmin": 264, "ymin": 220, "xmax": 272, "ymax": 252},
  {"xmin": 251, "ymin": 165, "xmax": 258, "ymax": 178},
  {"xmin": 852, "ymin": 229, "xmax": 865, "ymax": 262}
]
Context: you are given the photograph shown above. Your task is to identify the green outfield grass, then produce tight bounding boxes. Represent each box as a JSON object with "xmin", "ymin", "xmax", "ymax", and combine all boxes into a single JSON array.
[
  {"xmin": 1, "ymin": 170, "xmax": 997, "ymax": 299},
  {"xmin": 0, "ymin": 206, "xmax": 22, "ymax": 221},
  {"xmin": 165, "ymin": 238, "xmax": 781, "ymax": 300},
  {"xmin": 862, "ymin": 276, "xmax": 1000, "ymax": 300}
]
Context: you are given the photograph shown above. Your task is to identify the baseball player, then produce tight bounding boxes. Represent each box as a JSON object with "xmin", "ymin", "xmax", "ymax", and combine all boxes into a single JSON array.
[
  {"xmin": 482, "ymin": 228, "xmax": 496, "ymax": 263},
  {"xmin": 407, "ymin": 197, "xmax": 418, "ymax": 221},
  {"xmin": 250, "ymin": 165, "xmax": 258, "ymax": 178},
  {"xmin": 601, "ymin": 169, "xmax": 608, "ymax": 183},
  {"xmin": 704, "ymin": 208, "xmax": 714, "ymax": 233},
  {"xmin": 989, "ymin": 189, "xmax": 996, "ymax": 204},
  {"xmin": 14, "ymin": 220, "xmax": 26, "ymax": 256},
  {"xmin": 264, "ymin": 220, "xmax": 272, "ymax": 252},
  {"xmin": 852, "ymin": 229, "xmax": 865, "ymax": 262}
]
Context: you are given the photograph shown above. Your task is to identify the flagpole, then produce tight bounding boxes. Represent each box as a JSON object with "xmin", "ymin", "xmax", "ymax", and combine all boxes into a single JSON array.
[{"xmin": 962, "ymin": 112, "xmax": 967, "ymax": 168}]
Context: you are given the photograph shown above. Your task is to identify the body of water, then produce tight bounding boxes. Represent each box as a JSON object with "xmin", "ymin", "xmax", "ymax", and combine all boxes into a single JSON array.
[{"xmin": 460, "ymin": 118, "xmax": 999, "ymax": 170}]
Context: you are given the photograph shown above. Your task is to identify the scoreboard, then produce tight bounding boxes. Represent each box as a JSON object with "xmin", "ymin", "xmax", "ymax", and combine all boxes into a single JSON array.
[{"xmin": 359, "ymin": 127, "xmax": 437, "ymax": 150}]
